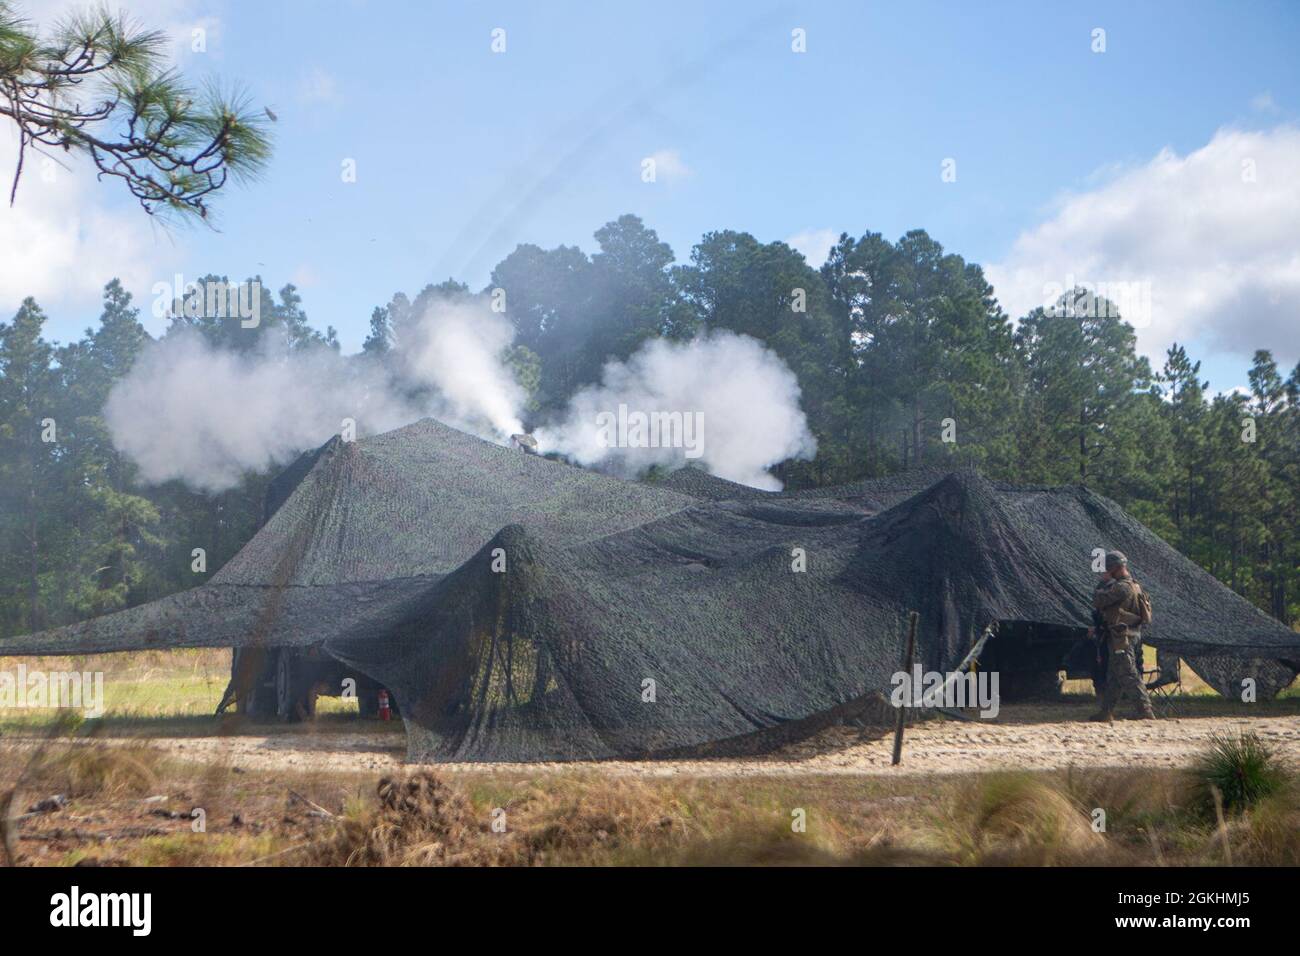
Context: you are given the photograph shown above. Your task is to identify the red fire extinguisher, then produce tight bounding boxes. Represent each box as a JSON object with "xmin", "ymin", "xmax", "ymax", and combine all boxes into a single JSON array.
[{"xmin": 378, "ymin": 689, "xmax": 391, "ymax": 721}]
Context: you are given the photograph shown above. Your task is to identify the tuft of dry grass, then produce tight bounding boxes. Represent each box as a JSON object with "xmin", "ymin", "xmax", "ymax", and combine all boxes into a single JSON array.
[
  {"xmin": 937, "ymin": 772, "xmax": 1108, "ymax": 865},
  {"xmin": 1234, "ymin": 786, "xmax": 1300, "ymax": 865},
  {"xmin": 23, "ymin": 741, "xmax": 163, "ymax": 799},
  {"xmin": 507, "ymin": 774, "xmax": 687, "ymax": 865},
  {"xmin": 310, "ymin": 771, "xmax": 488, "ymax": 866},
  {"xmin": 1062, "ymin": 766, "xmax": 1185, "ymax": 831}
]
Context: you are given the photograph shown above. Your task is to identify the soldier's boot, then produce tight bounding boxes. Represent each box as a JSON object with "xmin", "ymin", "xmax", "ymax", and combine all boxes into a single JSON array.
[
  {"xmin": 1091, "ymin": 666, "xmax": 1119, "ymax": 723},
  {"xmin": 1134, "ymin": 682, "xmax": 1156, "ymax": 720}
]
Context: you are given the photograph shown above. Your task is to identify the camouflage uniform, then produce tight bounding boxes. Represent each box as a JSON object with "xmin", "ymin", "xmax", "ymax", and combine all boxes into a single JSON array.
[{"xmin": 1092, "ymin": 565, "xmax": 1155, "ymax": 720}]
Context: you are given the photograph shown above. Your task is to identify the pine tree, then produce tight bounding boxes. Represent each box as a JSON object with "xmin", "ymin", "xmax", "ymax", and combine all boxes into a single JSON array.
[
  {"xmin": 57, "ymin": 282, "xmax": 161, "ymax": 616},
  {"xmin": 0, "ymin": 298, "xmax": 60, "ymax": 632},
  {"xmin": 1013, "ymin": 290, "xmax": 1157, "ymax": 492}
]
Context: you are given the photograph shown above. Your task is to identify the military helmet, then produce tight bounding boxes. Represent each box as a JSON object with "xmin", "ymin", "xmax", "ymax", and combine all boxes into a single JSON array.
[{"xmin": 1104, "ymin": 550, "xmax": 1128, "ymax": 570}]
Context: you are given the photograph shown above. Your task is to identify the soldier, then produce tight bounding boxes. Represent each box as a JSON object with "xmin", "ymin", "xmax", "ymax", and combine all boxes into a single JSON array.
[{"xmin": 1089, "ymin": 550, "xmax": 1155, "ymax": 722}]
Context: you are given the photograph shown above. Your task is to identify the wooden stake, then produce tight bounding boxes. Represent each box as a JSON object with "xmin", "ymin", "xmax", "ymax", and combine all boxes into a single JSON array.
[{"xmin": 891, "ymin": 610, "xmax": 919, "ymax": 766}]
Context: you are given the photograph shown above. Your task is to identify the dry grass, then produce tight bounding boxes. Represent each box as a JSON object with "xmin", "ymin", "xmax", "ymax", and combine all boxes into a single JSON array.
[
  {"xmin": 936, "ymin": 772, "xmax": 1106, "ymax": 865},
  {"xmin": 6, "ymin": 756, "xmax": 1300, "ymax": 866},
  {"xmin": 3, "ymin": 653, "xmax": 1298, "ymax": 867},
  {"xmin": 22, "ymin": 741, "xmax": 163, "ymax": 799},
  {"xmin": 306, "ymin": 770, "xmax": 890, "ymax": 867},
  {"xmin": 298, "ymin": 755, "xmax": 1300, "ymax": 868},
  {"xmin": 309, "ymin": 772, "xmax": 708, "ymax": 866},
  {"xmin": 312, "ymin": 772, "xmax": 485, "ymax": 866},
  {"xmin": 1236, "ymin": 787, "xmax": 1300, "ymax": 865}
]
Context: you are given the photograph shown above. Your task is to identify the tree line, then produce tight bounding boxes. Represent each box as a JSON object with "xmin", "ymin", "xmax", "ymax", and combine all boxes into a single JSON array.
[{"xmin": 2, "ymin": 214, "xmax": 1297, "ymax": 637}]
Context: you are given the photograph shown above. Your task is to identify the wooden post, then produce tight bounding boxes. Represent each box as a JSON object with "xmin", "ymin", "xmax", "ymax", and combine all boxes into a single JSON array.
[{"xmin": 891, "ymin": 611, "xmax": 919, "ymax": 766}]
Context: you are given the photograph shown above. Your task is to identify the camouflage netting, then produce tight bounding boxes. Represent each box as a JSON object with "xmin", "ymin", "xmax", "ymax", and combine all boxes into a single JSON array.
[
  {"xmin": 649, "ymin": 464, "xmax": 776, "ymax": 501},
  {"xmin": 0, "ymin": 420, "xmax": 689, "ymax": 654},
  {"xmin": 1178, "ymin": 654, "xmax": 1298, "ymax": 700},
  {"xmin": 2, "ymin": 419, "xmax": 1296, "ymax": 761}
]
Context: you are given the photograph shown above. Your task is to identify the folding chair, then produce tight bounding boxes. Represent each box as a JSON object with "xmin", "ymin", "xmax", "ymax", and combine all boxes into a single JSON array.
[{"xmin": 1142, "ymin": 647, "xmax": 1183, "ymax": 716}]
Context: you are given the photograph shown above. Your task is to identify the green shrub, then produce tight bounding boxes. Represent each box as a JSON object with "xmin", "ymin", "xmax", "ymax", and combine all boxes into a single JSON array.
[{"xmin": 1187, "ymin": 732, "xmax": 1289, "ymax": 820}]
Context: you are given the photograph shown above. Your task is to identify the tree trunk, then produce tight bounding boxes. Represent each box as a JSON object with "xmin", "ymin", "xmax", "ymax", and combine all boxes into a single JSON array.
[
  {"xmin": 26, "ymin": 447, "xmax": 39, "ymax": 632},
  {"xmin": 912, "ymin": 396, "xmax": 923, "ymax": 465},
  {"xmin": 1078, "ymin": 403, "xmax": 1088, "ymax": 482},
  {"xmin": 27, "ymin": 497, "xmax": 39, "ymax": 632}
]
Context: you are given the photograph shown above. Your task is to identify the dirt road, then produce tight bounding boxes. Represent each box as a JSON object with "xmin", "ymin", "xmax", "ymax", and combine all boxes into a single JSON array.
[{"xmin": 18, "ymin": 705, "xmax": 1293, "ymax": 778}]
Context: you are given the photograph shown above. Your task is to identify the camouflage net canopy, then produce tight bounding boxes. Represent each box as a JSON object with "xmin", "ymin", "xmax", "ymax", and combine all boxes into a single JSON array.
[{"xmin": 3, "ymin": 419, "xmax": 1297, "ymax": 761}]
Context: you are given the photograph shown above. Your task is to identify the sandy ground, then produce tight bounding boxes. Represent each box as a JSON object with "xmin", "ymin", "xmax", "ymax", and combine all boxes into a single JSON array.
[{"xmin": 10, "ymin": 705, "xmax": 1296, "ymax": 778}]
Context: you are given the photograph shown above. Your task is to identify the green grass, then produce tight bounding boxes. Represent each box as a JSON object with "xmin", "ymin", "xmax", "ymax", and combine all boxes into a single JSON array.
[{"xmin": 0, "ymin": 649, "xmax": 392, "ymax": 736}]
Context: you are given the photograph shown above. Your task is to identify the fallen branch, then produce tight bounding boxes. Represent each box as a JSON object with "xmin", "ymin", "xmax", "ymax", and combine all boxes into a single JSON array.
[
  {"xmin": 240, "ymin": 839, "xmax": 323, "ymax": 867},
  {"xmin": 288, "ymin": 790, "xmax": 335, "ymax": 819}
]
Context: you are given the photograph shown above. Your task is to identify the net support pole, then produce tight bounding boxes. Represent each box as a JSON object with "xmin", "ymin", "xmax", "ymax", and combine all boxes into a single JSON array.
[{"xmin": 891, "ymin": 610, "xmax": 919, "ymax": 766}]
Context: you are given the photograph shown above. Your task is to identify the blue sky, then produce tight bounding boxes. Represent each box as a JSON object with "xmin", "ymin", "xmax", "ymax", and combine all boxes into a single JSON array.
[{"xmin": 7, "ymin": 0, "xmax": 1300, "ymax": 391}]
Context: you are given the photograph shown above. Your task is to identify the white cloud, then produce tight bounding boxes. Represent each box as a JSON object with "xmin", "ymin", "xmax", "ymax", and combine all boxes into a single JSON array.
[
  {"xmin": 986, "ymin": 126, "xmax": 1300, "ymax": 364},
  {"xmin": 0, "ymin": 3, "xmax": 223, "ymax": 329},
  {"xmin": 645, "ymin": 149, "xmax": 691, "ymax": 182},
  {"xmin": 785, "ymin": 228, "xmax": 838, "ymax": 268},
  {"xmin": 0, "ymin": 129, "xmax": 180, "ymax": 332}
]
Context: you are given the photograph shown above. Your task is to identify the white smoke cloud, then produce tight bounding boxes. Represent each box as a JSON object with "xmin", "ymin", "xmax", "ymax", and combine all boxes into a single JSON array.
[
  {"xmin": 105, "ymin": 332, "xmax": 411, "ymax": 492},
  {"xmin": 106, "ymin": 299, "xmax": 526, "ymax": 492},
  {"xmin": 535, "ymin": 333, "xmax": 817, "ymax": 490},
  {"xmin": 108, "ymin": 295, "xmax": 815, "ymax": 493},
  {"xmin": 398, "ymin": 302, "xmax": 524, "ymax": 440}
]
